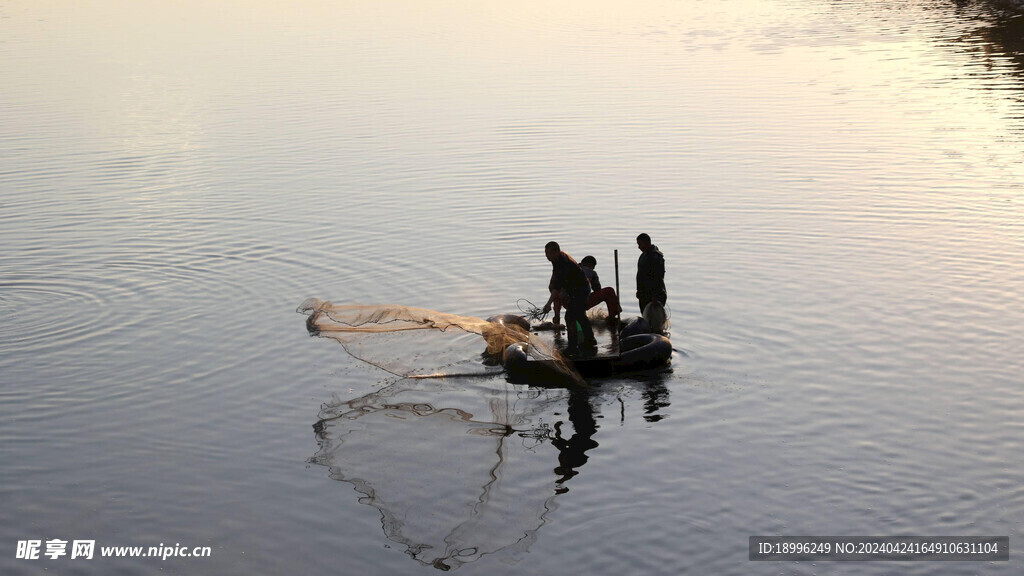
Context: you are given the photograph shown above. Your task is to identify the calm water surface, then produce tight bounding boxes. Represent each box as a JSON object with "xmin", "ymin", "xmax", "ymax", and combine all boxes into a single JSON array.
[{"xmin": 2, "ymin": 0, "xmax": 1023, "ymax": 574}]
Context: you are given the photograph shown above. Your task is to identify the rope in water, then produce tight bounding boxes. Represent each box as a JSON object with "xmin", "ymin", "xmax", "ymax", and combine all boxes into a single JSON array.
[{"xmin": 516, "ymin": 298, "xmax": 548, "ymax": 322}]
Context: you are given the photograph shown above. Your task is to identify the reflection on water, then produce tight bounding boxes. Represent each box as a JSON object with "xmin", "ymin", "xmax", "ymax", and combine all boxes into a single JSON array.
[
  {"xmin": 551, "ymin": 387, "xmax": 598, "ymax": 488},
  {"xmin": 959, "ymin": 2, "xmax": 1024, "ymax": 80},
  {"xmin": 310, "ymin": 375, "xmax": 669, "ymax": 570}
]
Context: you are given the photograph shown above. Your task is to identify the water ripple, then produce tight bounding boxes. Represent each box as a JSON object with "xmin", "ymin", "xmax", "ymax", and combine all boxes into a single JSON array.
[{"xmin": 0, "ymin": 273, "xmax": 140, "ymax": 358}]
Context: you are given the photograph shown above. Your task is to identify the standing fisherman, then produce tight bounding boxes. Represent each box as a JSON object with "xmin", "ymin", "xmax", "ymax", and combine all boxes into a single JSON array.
[
  {"xmin": 542, "ymin": 242, "xmax": 596, "ymax": 356},
  {"xmin": 635, "ymin": 233, "xmax": 666, "ymax": 314}
]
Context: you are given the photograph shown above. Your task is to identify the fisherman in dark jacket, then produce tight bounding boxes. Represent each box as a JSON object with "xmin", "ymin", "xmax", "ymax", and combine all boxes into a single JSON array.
[
  {"xmin": 542, "ymin": 241, "xmax": 596, "ymax": 355},
  {"xmin": 635, "ymin": 233, "xmax": 666, "ymax": 313}
]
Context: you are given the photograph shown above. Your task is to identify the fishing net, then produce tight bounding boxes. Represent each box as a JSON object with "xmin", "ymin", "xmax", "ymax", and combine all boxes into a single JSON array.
[
  {"xmin": 516, "ymin": 298, "xmax": 547, "ymax": 323},
  {"xmin": 310, "ymin": 378, "xmax": 569, "ymax": 570},
  {"xmin": 298, "ymin": 298, "xmax": 582, "ymax": 383}
]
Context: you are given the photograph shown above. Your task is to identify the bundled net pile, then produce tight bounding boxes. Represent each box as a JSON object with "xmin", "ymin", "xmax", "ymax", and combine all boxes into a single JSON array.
[{"xmin": 298, "ymin": 298, "xmax": 581, "ymax": 383}]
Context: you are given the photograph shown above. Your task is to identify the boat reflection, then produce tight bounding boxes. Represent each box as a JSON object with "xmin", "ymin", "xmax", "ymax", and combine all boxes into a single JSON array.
[
  {"xmin": 955, "ymin": 1, "xmax": 1024, "ymax": 83},
  {"xmin": 310, "ymin": 374, "xmax": 670, "ymax": 570}
]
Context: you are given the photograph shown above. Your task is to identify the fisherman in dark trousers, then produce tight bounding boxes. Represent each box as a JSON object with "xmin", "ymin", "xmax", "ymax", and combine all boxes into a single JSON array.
[
  {"xmin": 635, "ymin": 233, "xmax": 666, "ymax": 313},
  {"xmin": 542, "ymin": 241, "xmax": 596, "ymax": 356}
]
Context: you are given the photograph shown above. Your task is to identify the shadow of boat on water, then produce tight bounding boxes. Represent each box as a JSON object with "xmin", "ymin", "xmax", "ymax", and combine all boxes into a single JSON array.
[{"xmin": 309, "ymin": 373, "xmax": 671, "ymax": 570}]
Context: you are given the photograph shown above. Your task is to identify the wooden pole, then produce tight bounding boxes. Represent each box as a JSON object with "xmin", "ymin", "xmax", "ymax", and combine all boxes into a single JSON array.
[{"xmin": 614, "ymin": 249, "xmax": 620, "ymax": 323}]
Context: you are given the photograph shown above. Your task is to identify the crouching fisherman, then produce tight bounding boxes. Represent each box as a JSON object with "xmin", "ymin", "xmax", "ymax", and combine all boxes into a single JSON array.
[
  {"xmin": 544, "ymin": 255, "xmax": 623, "ymax": 325},
  {"xmin": 580, "ymin": 255, "xmax": 622, "ymax": 320},
  {"xmin": 541, "ymin": 242, "xmax": 596, "ymax": 356}
]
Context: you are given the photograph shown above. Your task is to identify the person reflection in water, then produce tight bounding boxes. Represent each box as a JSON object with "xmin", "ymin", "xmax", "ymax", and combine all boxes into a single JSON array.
[
  {"xmin": 642, "ymin": 379, "xmax": 671, "ymax": 423},
  {"xmin": 551, "ymin": 387, "xmax": 598, "ymax": 492}
]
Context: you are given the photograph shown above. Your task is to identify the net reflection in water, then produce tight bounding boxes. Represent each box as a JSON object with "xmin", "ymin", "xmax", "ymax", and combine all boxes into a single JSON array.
[{"xmin": 310, "ymin": 379, "xmax": 569, "ymax": 570}]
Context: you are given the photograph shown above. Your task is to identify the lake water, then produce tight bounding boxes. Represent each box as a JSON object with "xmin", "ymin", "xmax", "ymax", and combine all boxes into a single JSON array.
[{"xmin": 2, "ymin": 0, "xmax": 1023, "ymax": 574}]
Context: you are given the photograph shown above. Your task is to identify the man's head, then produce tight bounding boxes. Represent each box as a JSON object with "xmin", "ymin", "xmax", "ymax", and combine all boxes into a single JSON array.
[
  {"xmin": 545, "ymin": 241, "xmax": 560, "ymax": 262},
  {"xmin": 580, "ymin": 255, "xmax": 596, "ymax": 269},
  {"xmin": 636, "ymin": 233, "xmax": 652, "ymax": 252}
]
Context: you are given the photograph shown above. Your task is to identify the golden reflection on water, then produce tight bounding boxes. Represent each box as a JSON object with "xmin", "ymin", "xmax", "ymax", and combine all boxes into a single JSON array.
[{"xmin": 6, "ymin": 0, "xmax": 1021, "ymax": 282}]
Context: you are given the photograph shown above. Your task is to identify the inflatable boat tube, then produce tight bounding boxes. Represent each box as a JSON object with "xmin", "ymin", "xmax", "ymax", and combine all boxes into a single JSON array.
[
  {"xmin": 481, "ymin": 314, "xmax": 531, "ymax": 359},
  {"xmin": 619, "ymin": 316, "xmax": 652, "ymax": 340},
  {"xmin": 616, "ymin": 333, "xmax": 672, "ymax": 370},
  {"xmin": 487, "ymin": 314, "xmax": 531, "ymax": 332},
  {"xmin": 501, "ymin": 341, "xmax": 580, "ymax": 383},
  {"xmin": 502, "ymin": 342, "xmax": 530, "ymax": 376}
]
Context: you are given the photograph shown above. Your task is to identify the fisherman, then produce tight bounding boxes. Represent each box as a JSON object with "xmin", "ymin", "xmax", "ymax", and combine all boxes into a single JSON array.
[
  {"xmin": 635, "ymin": 233, "xmax": 666, "ymax": 313},
  {"xmin": 541, "ymin": 242, "xmax": 596, "ymax": 356},
  {"xmin": 580, "ymin": 255, "xmax": 622, "ymax": 319}
]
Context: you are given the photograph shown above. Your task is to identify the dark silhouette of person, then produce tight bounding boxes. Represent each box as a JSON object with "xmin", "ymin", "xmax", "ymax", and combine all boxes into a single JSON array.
[
  {"xmin": 552, "ymin": 387, "xmax": 598, "ymax": 490},
  {"xmin": 580, "ymin": 255, "xmax": 622, "ymax": 319},
  {"xmin": 635, "ymin": 233, "xmax": 666, "ymax": 314},
  {"xmin": 541, "ymin": 241, "xmax": 596, "ymax": 356}
]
